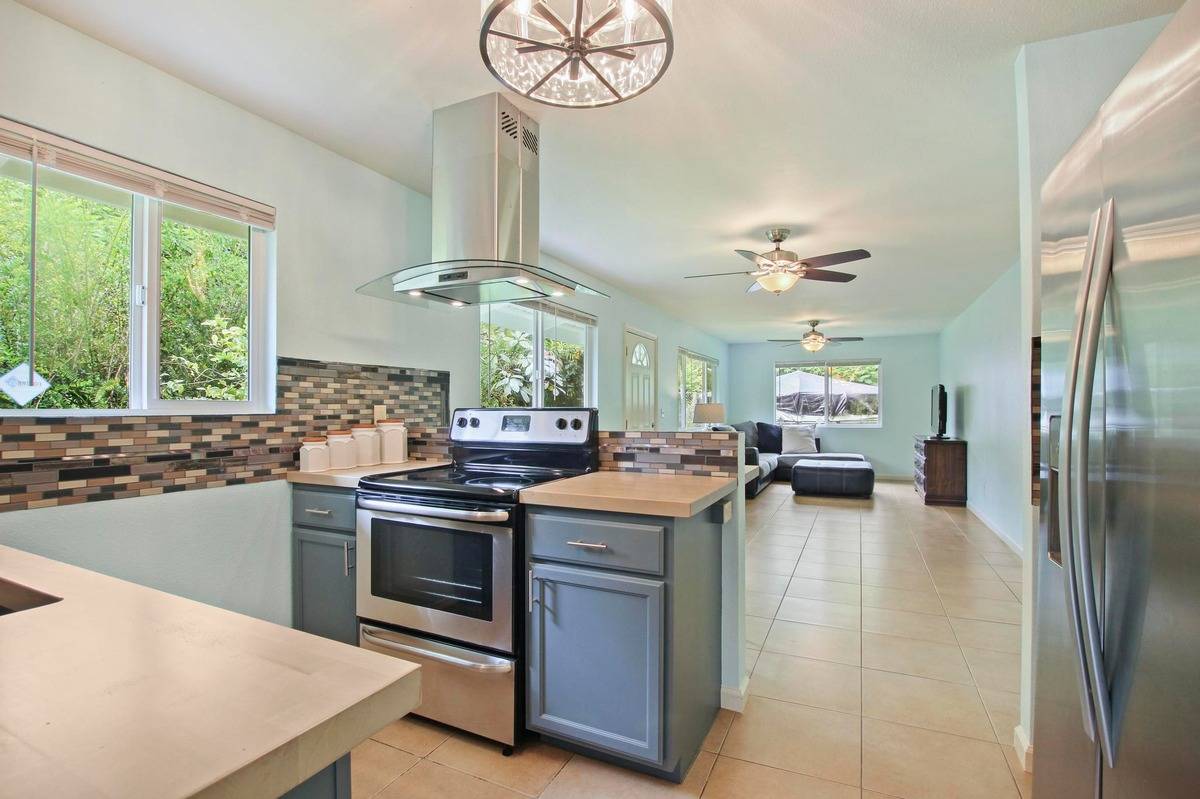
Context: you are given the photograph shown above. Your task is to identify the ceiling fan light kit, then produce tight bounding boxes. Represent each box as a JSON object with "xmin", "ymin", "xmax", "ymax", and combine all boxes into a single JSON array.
[
  {"xmin": 683, "ymin": 228, "xmax": 871, "ymax": 295},
  {"xmin": 768, "ymin": 320, "xmax": 865, "ymax": 352},
  {"xmin": 480, "ymin": 0, "xmax": 674, "ymax": 108}
]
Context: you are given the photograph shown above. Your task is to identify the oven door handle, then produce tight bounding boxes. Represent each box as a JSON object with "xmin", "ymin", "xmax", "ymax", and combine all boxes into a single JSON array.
[
  {"xmin": 360, "ymin": 626, "xmax": 513, "ymax": 673},
  {"xmin": 357, "ymin": 497, "xmax": 510, "ymax": 523}
]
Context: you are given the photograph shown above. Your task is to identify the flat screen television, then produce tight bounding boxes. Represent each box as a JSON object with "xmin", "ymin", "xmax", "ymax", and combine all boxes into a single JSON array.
[{"xmin": 931, "ymin": 384, "xmax": 947, "ymax": 438}]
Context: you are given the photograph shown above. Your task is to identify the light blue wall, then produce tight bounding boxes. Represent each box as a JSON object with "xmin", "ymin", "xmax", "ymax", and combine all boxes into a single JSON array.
[
  {"xmin": 0, "ymin": 482, "xmax": 293, "ymax": 624},
  {"xmin": 726, "ymin": 335, "xmax": 939, "ymax": 478},
  {"xmin": 938, "ymin": 263, "xmax": 1024, "ymax": 550},
  {"xmin": 534, "ymin": 253, "xmax": 731, "ymax": 431}
]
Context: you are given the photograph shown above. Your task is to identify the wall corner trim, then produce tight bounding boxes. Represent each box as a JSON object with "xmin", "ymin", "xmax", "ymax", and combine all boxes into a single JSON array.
[
  {"xmin": 1013, "ymin": 724, "xmax": 1034, "ymax": 773},
  {"xmin": 720, "ymin": 677, "xmax": 750, "ymax": 713}
]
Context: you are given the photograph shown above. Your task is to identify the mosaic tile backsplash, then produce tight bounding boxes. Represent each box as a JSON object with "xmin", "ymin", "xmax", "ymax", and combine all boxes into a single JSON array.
[
  {"xmin": 598, "ymin": 431, "xmax": 739, "ymax": 478},
  {"xmin": 0, "ymin": 357, "xmax": 450, "ymax": 513}
]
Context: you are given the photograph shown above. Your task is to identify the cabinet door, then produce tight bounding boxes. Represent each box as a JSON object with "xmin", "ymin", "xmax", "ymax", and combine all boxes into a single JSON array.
[
  {"xmin": 293, "ymin": 527, "xmax": 357, "ymax": 645},
  {"xmin": 527, "ymin": 562, "xmax": 664, "ymax": 764}
]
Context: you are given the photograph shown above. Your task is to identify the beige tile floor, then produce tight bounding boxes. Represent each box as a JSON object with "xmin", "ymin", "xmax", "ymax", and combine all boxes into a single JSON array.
[{"xmin": 351, "ymin": 480, "xmax": 1032, "ymax": 798}]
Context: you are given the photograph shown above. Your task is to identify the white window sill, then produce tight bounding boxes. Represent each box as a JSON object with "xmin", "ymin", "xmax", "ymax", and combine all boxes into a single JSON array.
[{"xmin": 0, "ymin": 404, "xmax": 276, "ymax": 419}]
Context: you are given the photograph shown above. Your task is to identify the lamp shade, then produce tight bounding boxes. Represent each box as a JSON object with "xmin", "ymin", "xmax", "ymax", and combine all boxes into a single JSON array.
[{"xmin": 693, "ymin": 403, "xmax": 725, "ymax": 424}]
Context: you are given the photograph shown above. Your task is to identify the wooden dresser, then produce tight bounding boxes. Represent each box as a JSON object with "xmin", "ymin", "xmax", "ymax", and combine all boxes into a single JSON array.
[{"xmin": 913, "ymin": 436, "xmax": 967, "ymax": 506}]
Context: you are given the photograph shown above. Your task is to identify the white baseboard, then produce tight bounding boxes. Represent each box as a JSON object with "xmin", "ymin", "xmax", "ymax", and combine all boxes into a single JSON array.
[
  {"xmin": 720, "ymin": 675, "xmax": 750, "ymax": 712},
  {"xmin": 966, "ymin": 500, "xmax": 1023, "ymax": 557},
  {"xmin": 1013, "ymin": 724, "xmax": 1034, "ymax": 772}
]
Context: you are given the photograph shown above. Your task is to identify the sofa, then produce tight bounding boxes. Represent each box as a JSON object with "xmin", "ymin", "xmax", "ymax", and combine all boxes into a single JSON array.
[{"xmin": 729, "ymin": 420, "xmax": 871, "ymax": 499}]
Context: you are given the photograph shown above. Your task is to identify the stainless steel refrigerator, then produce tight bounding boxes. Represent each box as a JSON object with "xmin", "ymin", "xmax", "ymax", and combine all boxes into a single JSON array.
[{"xmin": 1035, "ymin": 3, "xmax": 1200, "ymax": 797}]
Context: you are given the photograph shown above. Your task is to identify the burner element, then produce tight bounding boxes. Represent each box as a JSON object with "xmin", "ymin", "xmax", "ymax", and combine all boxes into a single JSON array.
[{"xmin": 464, "ymin": 475, "xmax": 535, "ymax": 490}]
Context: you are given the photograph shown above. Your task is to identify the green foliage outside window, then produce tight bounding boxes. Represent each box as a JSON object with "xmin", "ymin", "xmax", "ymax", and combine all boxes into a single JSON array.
[
  {"xmin": 480, "ymin": 321, "xmax": 585, "ymax": 408},
  {"xmin": 0, "ymin": 169, "xmax": 251, "ymax": 410}
]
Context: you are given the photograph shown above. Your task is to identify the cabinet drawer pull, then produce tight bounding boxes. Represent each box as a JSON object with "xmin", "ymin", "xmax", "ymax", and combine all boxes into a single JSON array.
[
  {"xmin": 566, "ymin": 540, "xmax": 608, "ymax": 551},
  {"xmin": 303, "ymin": 507, "xmax": 333, "ymax": 516}
]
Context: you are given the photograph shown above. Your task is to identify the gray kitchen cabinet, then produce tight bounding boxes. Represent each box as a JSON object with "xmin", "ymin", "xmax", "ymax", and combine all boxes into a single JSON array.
[
  {"xmin": 525, "ymin": 502, "xmax": 729, "ymax": 782},
  {"xmin": 293, "ymin": 526, "xmax": 357, "ymax": 645},
  {"xmin": 292, "ymin": 485, "xmax": 357, "ymax": 646},
  {"xmin": 281, "ymin": 753, "xmax": 350, "ymax": 799},
  {"xmin": 528, "ymin": 562, "xmax": 665, "ymax": 763}
]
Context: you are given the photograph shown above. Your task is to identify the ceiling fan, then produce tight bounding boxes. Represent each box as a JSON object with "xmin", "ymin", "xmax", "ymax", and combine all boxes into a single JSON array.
[
  {"xmin": 769, "ymin": 320, "xmax": 863, "ymax": 352},
  {"xmin": 684, "ymin": 229, "xmax": 871, "ymax": 295}
]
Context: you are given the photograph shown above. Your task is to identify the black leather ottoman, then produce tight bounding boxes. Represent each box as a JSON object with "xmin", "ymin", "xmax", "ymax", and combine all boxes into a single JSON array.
[{"xmin": 790, "ymin": 458, "xmax": 875, "ymax": 497}]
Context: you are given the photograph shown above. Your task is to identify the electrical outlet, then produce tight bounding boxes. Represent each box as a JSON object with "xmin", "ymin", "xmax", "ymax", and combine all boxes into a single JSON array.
[{"xmin": 373, "ymin": 404, "xmax": 387, "ymax": 423}]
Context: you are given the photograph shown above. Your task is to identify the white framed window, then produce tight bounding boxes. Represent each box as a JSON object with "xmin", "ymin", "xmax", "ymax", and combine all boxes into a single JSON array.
[
  {"xmin": 774, "ymin": 359, "xmax": 881, "ymax": 427},
  {"xmin": 678, "ymin": 349, "xmax": 719, "ymax": 428},
  {"xmin": 0, "ymin": 117, "xmax": 275, "ymax": 415},
  {"xmin": 480, "ymin": 300, "xmax": 597, "ymax": 408}
]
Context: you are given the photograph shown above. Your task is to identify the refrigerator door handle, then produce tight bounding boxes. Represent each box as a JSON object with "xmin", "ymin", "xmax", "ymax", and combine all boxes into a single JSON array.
[
  {"xmin": 1074, "ymin": 197, "xmax": 1118, "ymax": 768},
  {"xmin": 1060, "ymin": 205, "xmax": 1103, "ymax": 744}
]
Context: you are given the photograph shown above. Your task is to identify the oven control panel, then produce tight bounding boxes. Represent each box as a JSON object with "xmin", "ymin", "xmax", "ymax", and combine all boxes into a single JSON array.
[{"xmin": 450, "ymin": 408, "xmax": 594, "ymax": 445}]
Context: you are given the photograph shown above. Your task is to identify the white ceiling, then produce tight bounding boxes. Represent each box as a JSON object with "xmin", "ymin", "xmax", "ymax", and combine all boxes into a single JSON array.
[{"xmin": 18, "ymin": 0, "xmax": 1179, "ymax": 342}]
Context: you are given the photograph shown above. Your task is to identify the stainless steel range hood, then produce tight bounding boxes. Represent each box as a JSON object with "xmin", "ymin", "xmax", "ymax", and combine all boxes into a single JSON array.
[{"xmin": 358, "ymin": 93, "xmax": 606, "ymax": 307}]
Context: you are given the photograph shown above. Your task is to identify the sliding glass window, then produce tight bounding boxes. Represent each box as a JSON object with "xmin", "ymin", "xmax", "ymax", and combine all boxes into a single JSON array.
[
  {"xmin": 678, "ymin": 349, "xmax": 719, "ymax": 427},
  {"xmin": 774, "ymin": 360, "xmax": 881, "ymax": 427},
  {"xmin": 480, "ymin": 301, "xmax": 596, "ymax": 409},
  {"xmin": 0, "ymin": 118, "xmax": 275, "ymax": 414}
]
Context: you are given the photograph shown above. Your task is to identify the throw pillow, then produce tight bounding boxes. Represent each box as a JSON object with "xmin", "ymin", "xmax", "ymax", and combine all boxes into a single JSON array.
[
  {"xmin": 756, "ymin": 422, "xmax": 783, "ymax": 454},
  {"xmin": 782, "ymin": 424, "xmax": 818, "ymax": 454}
]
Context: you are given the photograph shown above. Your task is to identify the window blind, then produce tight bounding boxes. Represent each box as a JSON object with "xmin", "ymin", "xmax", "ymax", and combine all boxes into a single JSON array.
[{"xmin": 0, "ymin": 116, "xmax": 275, "ymax": 230}]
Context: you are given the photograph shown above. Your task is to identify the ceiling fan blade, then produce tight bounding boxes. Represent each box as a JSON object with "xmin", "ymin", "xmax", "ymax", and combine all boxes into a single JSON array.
[
  {"xmin": 766, "ymin": 339, "xmax": 804, "ymax": 343},
  {"xmin": 826, "ymin": 336, "xmax": 864, "ymax": 342},
  {"xmin": 683, "ymin": 270, "xmax": 754, "ymax": 279},
  {"xmin": 735, "ymin": 249, "xmax": 773, "ymax": 268},
  {"xmin": 801, "ymin": 249, "xmax": 871, "ymax": 269},
  {"xmin": 799, "ymin": 269, "xmax": 856, "ymax": 283},
  {"xmin": 746, "ymin": 281, "xmax": 764, "ymax": 294}
]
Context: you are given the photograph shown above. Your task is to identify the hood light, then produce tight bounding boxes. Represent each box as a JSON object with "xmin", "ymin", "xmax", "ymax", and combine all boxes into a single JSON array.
[{"xmin": 451, "ymin": 300, "xmax": 466, "ymax": 307}]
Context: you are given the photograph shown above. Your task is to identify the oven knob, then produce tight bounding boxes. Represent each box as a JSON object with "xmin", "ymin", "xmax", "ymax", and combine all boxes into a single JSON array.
[
  {"xmin": 456, "ymin": 417, "xmax": 468, "ymax": 428},
  {"xmin": 570, "ymin": 418, "xmax": 583, "ymax": 431},
  {"xmin": 469, "ymin": 417, "xmax": 481, "ymax": 428},
  {"xmin": 555, "ymin": 417, "xmax": 568, "ymax": 430}
]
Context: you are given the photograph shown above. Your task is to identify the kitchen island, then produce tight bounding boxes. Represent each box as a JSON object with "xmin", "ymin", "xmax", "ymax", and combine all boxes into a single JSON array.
[
  {"xmin": 519, "ymin": 470, "xmax": 736, "ymax": 782},
  {"xmin": 0, "ymin": 544, "xmax": 420, "ymax": 799}
]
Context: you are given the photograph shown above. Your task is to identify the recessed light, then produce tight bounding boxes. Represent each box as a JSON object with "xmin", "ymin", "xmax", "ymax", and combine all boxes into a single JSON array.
[
  {"xmin": 407, "ymin": 290, "xmax": 422, "ymax": 296},
  {"xmin": 514, "ymin": 277, "xmax": 530, "ymax": 284}
]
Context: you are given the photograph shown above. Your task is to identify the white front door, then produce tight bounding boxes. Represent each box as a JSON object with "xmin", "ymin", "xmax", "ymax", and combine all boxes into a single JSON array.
[{"xmin": 623, "ymin": 330, "xmax": 657, "ymax": 430}]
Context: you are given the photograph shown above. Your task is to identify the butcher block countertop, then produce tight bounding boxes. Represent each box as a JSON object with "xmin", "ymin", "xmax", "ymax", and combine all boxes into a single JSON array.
[
  {"xmin": 520, "ymin": 471, "xmax": 736, "ymax": 518},
  {"xmin": 0, "ymin": 545, "xmax": 421, "ymax": 799},
  {"xmin": 286, "ymin": 459, "xmax": 448, "ymax": 489}
]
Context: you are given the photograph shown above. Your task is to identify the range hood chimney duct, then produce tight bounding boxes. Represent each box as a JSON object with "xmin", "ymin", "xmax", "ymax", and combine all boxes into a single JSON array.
[{"xmin": 358, "ymin": 93, "xmax": 605, "ymax": 307}]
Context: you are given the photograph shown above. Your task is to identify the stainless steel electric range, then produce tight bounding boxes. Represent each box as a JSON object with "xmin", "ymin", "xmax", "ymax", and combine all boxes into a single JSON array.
[{"xmin": 355, "ymin": 407, "xmax": 599, "ymax": 749}]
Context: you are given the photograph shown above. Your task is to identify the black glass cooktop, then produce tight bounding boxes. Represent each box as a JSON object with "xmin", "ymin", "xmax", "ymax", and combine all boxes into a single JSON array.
[{"xmin": 358, "ymin": 465, "xmax": 582, "ymax": 501}]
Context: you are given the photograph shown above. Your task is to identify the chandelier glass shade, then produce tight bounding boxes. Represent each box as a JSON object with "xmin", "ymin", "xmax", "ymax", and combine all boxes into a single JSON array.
[
  {"xmin": 755, "ymin": 271, "xmax": 801, "ymax": 294},
  {"xmin": 480, "ymin": 0, "xmax": 674, "ymax": 108}
]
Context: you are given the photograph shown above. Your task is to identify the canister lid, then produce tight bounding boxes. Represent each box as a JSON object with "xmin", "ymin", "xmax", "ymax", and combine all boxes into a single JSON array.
[{"xmin": 301, "ymin": 436, "xmax": 326, "ymax": 443}]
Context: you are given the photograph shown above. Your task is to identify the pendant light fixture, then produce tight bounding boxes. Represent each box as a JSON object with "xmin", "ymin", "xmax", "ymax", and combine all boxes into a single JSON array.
[{"xmin": 479, "ymin": 0, "xmax": 674, "ymax": 108}]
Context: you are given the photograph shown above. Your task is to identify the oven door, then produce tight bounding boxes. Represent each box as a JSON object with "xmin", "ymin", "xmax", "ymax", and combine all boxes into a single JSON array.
[{"xmin": 356, "ymin": 498, "xmax": 513, "ymax": 653}]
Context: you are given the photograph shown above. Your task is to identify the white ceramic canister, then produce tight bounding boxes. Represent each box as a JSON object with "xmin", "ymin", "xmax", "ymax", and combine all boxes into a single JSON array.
[
  {"xmin": 378, "ymin": 419, "xmax": 408, "ymax": 464},
  {"xmin": 298, "ymin": 436, "xmax": 330, "ymax": 473},
  {"xmin": 352, "ymin": 424, "xmax": 381, "ymax": 467},
  {"xmin": 326, "ymin": 430, "xmax": 356, "ymax": 470}
]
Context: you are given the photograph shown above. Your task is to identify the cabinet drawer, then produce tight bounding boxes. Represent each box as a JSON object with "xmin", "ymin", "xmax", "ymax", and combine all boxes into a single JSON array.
[
  {"xmin": 292, "ymin": 486, "xmax": 356, "ymax": 531},
  {"xmin": 528, "ymin": 512, "xmax": 665, "ymax": 576}
]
